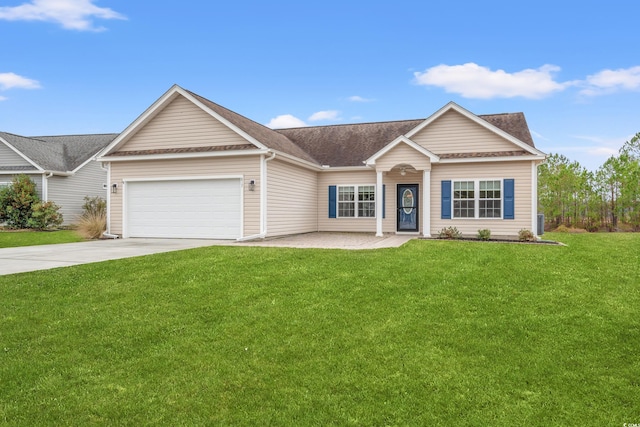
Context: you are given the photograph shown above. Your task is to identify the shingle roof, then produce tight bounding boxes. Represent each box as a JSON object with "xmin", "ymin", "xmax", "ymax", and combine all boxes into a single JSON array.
[
  {"xmin": 277, "ymin": 120, "xmax": 424, "ymax": 167},
  {"xmin": 0, "ymin": 132, "xmax": 118, "ymax": 172},
  {"xmin": 275, "ymin": 113, "xmax": 536, "ymax": 167}
]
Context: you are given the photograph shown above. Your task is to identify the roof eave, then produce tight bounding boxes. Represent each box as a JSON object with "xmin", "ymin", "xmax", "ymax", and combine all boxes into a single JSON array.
[{"xmin": 98, "ymin": 148, "xmax": 269, "ymax": 163}]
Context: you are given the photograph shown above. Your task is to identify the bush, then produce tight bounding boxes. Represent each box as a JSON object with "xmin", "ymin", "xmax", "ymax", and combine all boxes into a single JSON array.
[
  {"xmin": 82, "ymin": 196, "xmax": 106, "ymax": 217},
  {"xmin": 518, "ymin": 229, "xmax": 535, "ymax": 242},
  {"xmin": 438, "ymin": 226, "xmax": 461, "ymax": 239},
  {"xmin": 554, "ymin": 224, "xmax": 570, "ymax": 233},
  {"xmin": 27, "ymin": 201, "xmax": 64, "ymax": 230},
  {"xmin": 477, "ymin": 229, "xmax": 491, "ymax": 241},
  {"xmin": 0, "ymin": 175, "xmax": 40, "ymax": 229},
  {"xmin": 76, "ymin": 196, "xmax": 106, "ymax": 239}
]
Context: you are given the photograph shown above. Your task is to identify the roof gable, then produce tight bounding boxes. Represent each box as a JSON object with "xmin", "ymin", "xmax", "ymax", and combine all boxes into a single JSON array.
[
  {"xmin": 365, "ymin": 136, "xmax": 439, "ymax": 169},
  {"xmin": 405, "ymin": 102, "xmax": 543, "ymax": 156}
]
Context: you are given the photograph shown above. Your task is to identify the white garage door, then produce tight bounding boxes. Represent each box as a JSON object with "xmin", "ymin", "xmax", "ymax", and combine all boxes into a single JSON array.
[{"xmin": 125, "ymin": 178, "xmax": 242, "ymax": 239}]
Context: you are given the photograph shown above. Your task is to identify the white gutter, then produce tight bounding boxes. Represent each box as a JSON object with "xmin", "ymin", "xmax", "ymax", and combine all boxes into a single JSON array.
[{"xmin": 42, "ymin": 172, "xmax": 53, "ymax": 201}]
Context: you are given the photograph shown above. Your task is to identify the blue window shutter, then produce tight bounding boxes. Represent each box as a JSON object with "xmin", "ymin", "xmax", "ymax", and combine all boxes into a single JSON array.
[
  {"xmin": 504, "ymin": 179, "xmax": 514, "ymax": 220},
  {"xmin": 382, "ymin": 184, "xmax": 386, "ymax": 219},
  {"xmin": 441, "ymin": 180, "xmax": 451, "ymax": 219},
  {"xmin": 329, "ymin": 185, "xmax": 337, "ymax": 218}
]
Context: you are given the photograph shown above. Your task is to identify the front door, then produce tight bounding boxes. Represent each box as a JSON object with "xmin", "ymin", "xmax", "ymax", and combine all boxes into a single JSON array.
[{"xmin": 397, "ymin": 184, "xmax": 419, "ymax": 232}]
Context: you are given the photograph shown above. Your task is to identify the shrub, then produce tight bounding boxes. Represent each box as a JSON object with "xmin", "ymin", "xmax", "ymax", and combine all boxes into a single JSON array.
[
  {"xmin": 82, "ymin": 196, "xmax": 106, "ymax": 217},
  {"xmin": 438, "ymin": 226, "xmax": 461, "ymax": 239},
  {"xmin": 477, "ymin": 229, "xmax": 491, "ymax": 241},
  {"xmin": 76, "ymin": 196, "xmax": 107, "ymax": 239},
  {"xmin": 76, "ymin": 210, "xmax": 106, "ymax": 239},
  {"xmin": 518, "ymin": 229, "xmax": 535, "ymax": 242},
  {"xmin": 0, "ymin": 175, "xmax": 40, "ymax": 229},
  {"xmin": 554, "ymin": 224, "xmax": 569, "ymax": 233},
  {"xmin": 27, "ymin": 201, "xmax": 64, "ymax": 230}
]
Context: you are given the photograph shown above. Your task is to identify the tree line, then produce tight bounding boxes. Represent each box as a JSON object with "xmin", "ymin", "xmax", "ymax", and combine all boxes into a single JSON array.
[{"xmin": 538, "ymin": 132, "xmax": 640, "ymax": 231}]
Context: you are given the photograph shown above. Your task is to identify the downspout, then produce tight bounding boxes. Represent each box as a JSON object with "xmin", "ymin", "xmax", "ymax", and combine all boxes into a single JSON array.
[
  {"xmin": 236, "ymin": 151, "xmax": 276, "ymax": 242},
  {"xmin": 42, "ymin": 172, "xmax": 53, "ymax": 201}
]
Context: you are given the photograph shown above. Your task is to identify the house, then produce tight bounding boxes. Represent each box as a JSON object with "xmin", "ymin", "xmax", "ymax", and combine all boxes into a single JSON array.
[
  {"xmin": 97, "ymin": 85, "xmax": 546, "ymax": 240},
  {"xmin": 0, "ymin": 132, "xmax": 118, "ymax": 224}
]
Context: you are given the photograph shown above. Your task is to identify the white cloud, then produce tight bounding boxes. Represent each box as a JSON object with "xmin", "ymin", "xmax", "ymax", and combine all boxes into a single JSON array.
[
  {"xmin": 0, "ymin": 72, "xmax": 41, "ymax": 90},
  {"xmin": 0, "ymin": 96, "xmax": 7, "ymax": 101},
  {"xmin": 348, "ymin": 95, "xmax": 374, "ymax": 102},
  {"xmin": 580, "ymin": 66, "xmax": 640, "ymax": 96},
  {"xmin": 308, "ymin": 110, "xmax": 340, "ymax": 122},
  {"xmin": 414, "ymin": 63, "xmax": 569, "ymax": 99},
  {"xmin": 266, "ymin": 114, "xmax": 307, "ymax": 129},
  {"xmin": 0, "ymin": 0, "xmax": 126, "ymax": 31}
]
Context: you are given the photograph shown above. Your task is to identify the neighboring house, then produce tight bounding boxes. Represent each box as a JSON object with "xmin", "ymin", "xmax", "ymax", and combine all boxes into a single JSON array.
[
  {"xmin": 97, "ymin": 84, "xmax": 546, "ymax": 240},
  {"xmin": 0, "ymin": 132, "xmax": 118, "ymax": 224}
]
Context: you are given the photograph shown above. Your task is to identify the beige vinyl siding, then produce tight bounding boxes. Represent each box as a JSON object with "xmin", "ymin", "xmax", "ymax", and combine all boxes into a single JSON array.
[
  {"xmin": 376, "ymin": 143, "xmax": 431, "ymax": 171},
  {"xmin": 119, "ymin": 95, "xmax": 249, "ymax": 152},
  {"xmin": 266, "ymin": 159, "xmax": 318, "ymax": 236},
  {"xmin": 0, "ymin": 143, "xmax": 32, "ymax": 166},
  {"xmin": 47, "ymin": 161, "xmax": 107, "ymax": 225},
  {"xmin": 411, "ymin": 110, "xmax": 519, "ymax": 154},
  {"xmin": 108, "ymin": 156, "xmax": 260, "ymax": 237},
  {"xmin": 318, "ymin": 170, "xmax": 379, "ymax": 233},
  {"xmin": 430, "ymin": 161, "xmax": 533, "ymax": 237}
]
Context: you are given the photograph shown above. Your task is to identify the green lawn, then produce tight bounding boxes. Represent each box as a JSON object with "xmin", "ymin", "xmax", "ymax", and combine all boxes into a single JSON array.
[
  {"xmin": 1, "ymin": 233, "xmax": 638, "ymax": 426},
  {"xmin": 0, "ymin": 230, "xmax": 84, "ymax": 248}
]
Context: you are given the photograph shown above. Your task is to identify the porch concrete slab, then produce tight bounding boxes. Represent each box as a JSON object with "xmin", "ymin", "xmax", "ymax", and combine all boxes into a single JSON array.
[
  {"xmin": 0, "ymin": 238, "xmax": 225, "ymax": 276},
  {"xmin": 237, "ymin": 232, "xmax": 415, "ymax": 250}
]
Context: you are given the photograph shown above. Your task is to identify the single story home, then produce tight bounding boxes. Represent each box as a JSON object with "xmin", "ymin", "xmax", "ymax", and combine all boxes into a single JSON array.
[
  {"xmin": 97, "ymin": 84, "xmax": 546, "ymax": 240},
  {"xmin": 0, "ymin": 132, "xmax": 117, "ymax": 224}
]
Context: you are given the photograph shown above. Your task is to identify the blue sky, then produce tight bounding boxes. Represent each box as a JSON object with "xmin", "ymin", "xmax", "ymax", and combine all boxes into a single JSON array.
[{"xmin": 0, "ymin": 0, "xmax": 638, "ymax": 171}]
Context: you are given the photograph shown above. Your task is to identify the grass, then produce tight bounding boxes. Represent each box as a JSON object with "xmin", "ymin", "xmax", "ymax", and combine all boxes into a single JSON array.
[
  {"xmin": 0, "ymin": 233, "xmax": 638, "ymax": 426},
  {"xmin": 0, "ymin": 229, "xmax": 84, "ymax": 248}
]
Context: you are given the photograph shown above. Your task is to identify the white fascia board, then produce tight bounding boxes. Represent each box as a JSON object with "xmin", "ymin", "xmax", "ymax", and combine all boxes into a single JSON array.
[
  {"xmin": 365, "ymin": 135, "xmax": 440, "ymax": 166},
  {"xmin": 438, "ymin": 155, "xmax": 546, "ymax": 164},
  {"xmin": 405, "ymin": 102, "xmax": 546, "ymax": 157},
  {"xmin": 98, "ymin": 149, "xmax": 269, "ymax": 163},
  {"xmin": 0, "ymin": 137, "xmax": 44, "ymax": 171}
]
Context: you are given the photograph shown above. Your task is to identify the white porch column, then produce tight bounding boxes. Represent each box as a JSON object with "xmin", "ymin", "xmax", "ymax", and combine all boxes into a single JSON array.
[
  {"xmin": 376, "ymin": 170, "xmax": 383, "ymax": 237},
  {"xmin": 423, "ymin": 169, "xmax": 431, "ymax": 237}
]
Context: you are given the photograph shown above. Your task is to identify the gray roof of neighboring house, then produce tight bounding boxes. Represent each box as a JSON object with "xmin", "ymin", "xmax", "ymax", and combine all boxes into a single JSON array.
[
  {"xmin": 276, "ymin": 113, "xmax": 536, "ymax": 167},
  {"xmin": 0, "ymin": 132, "xmax": 118, "ymax": 172}
]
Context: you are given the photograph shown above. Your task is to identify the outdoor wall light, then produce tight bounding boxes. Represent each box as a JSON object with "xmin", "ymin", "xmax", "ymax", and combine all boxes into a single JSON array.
[
  {"xmin": 249, "ymin": 179, "xmax": 255, "ymax": 191},
  {"xmin": 111, "ymin": 183, "xmax": 118, "ymax": 194}
]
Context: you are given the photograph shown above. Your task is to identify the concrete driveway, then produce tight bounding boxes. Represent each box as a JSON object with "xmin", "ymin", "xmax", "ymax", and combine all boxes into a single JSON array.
[
  {"xmin": 0, "ymin": 238, "xmax": 225, "ymax": 276},
  {"xmin": 0, "ymin": 233, "xmax": 414, "ymax": 276}
]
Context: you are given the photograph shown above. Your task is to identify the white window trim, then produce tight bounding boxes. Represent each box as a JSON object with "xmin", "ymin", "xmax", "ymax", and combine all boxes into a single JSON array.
[
  {"xmin": 337, "ymin": 184, "xmax": 377, "ymax": 219},
  {"xmin": 452, "ymin": 179, "xmax": 503, "ymax": 220}
]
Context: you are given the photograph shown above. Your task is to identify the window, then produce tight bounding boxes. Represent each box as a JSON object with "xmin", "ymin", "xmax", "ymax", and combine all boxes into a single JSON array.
[
  {"xmin": 453, "ymin": 181, "xmax": 475, "ymax": 218},
  {"xmin": 452, "ymin": 180, "xmax": 502, "ymax": 219},
  {"xmin": 337, "ymin": 185, "xmax": 376, "ymax": 218},
  {"xmin": 479, "ymin": 180, "xmax": 501, "ymax": 218}
]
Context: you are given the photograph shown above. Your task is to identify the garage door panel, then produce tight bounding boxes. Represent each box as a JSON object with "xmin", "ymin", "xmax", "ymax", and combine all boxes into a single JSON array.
[{"xmin": 126, "ymin": 179, "xmax": 241, "ymax": 239}]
